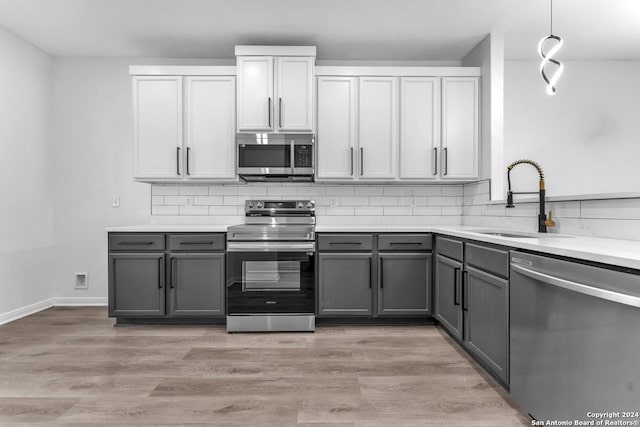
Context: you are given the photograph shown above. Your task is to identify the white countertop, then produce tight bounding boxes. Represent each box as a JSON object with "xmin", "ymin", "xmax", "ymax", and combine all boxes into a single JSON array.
[{"xmin": 107, "ymin": 224, "xmax": 640, "ymax": 270}]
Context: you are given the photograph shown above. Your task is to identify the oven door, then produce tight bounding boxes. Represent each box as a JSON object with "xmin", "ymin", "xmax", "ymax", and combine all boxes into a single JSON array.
[{"xmin": 227, "ymin": 242, "xmax": 315, "ymax": 314}]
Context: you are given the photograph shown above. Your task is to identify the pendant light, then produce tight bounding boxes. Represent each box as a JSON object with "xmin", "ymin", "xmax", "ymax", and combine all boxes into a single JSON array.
[{"xmin": 538, "ymin": 0, "xmax": 564, "ymax": 95}]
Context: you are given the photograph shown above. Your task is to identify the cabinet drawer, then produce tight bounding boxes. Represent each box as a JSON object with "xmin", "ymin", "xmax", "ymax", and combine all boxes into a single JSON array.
[
  {"xmin": 465, "ymin": 242, "xmax": 509, "ymax": 278},
  {"xmin": 435, "ymin": 236, "xmax": 463, "ymax": 261},
  {"xmin": 109, "ymin": 234, "xmax": 165, "ymax": 251},
  {"xmin": 378, "ymin": 234, "xmax": 432, "ymax": 251},
  {"xmin": 169, "ymin": 234, "xmax": 225, "ymax": 251},
  {"xmin": 318, "ymin": 234, "xmax": 374, "ymax": 251}
]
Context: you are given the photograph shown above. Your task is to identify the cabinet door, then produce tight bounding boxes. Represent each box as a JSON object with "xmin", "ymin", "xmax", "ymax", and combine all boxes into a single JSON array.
[
  {"xmin": 378, "ymin": 253, "xmax": 431, "ymax": 315},
  {"xmin": 108, "ymin": 253, "xmax": 165, "ymax": 317},
  {"xmin": 399, "ymin": 77, "xmax": 440, "ymax": 180},
  {"xmin": 276, "ymin": 57, "xmax": 314, "ymax": 132},
  {"xmin": 169, "ymin": 253, "xmax": 225, "ymax": 317},
  {"xmin": 434, "ymin": 254, "xmax": 463, "ymax": 339},
  {"xmin": 463, "ymin": 265, "xmax": 509, "ymax": 384},
  {"xmin": 133, "ymin": 76, "xmax": 183, "ymax": 179},
  {"xmin": 316, "ymin": 76, "xmax": 358, "ymax": 179},
  {"xmin": 441, "ymin": 77, "xmax": 479, "ymax": 180},
  {"xmin": 359, "ymin": 77, "xmax": 398, "ymax": 179},
  {"xmin": 237, "ymin": 56, "xmax": 273, "ymax": 131},
  {"xmin": 318, "ymin": 253, "xmax": 372, "ymax": 316},
  {"xmin": 185, "ymin": 76, "xmax": 236, "ymax": 179}
]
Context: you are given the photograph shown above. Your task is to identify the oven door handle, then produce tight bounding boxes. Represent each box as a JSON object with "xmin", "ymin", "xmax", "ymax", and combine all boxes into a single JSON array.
[{"xmin": 227, "ymin": 242, "xmax": 316, "ymax": 252}]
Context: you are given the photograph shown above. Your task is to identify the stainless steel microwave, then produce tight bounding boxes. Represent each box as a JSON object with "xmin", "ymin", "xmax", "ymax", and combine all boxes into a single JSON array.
[{"xmin": 237, "ymin": 133, "xmax": 314, "ymax": 182}]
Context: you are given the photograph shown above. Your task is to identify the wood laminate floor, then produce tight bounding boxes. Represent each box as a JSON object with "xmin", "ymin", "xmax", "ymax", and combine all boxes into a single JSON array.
[{"xmin": 0, "ymin": 307, "xmax": 530, "ymax": 426}]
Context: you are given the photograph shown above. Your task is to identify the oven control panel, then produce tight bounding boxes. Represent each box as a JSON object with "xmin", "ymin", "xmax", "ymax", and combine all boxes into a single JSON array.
[{"xmin": 245, "ymin": 200, "xmax": 315, "ymax": 215}]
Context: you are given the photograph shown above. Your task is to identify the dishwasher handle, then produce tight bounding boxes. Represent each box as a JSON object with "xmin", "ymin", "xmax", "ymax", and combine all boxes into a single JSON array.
[{"xmin": 511, "ymin": 263, "xmax": 640, "ymax": 308}]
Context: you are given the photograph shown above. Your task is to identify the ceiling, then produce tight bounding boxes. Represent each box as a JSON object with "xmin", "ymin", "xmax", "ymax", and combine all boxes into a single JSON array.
[{"xmin": 0, "ymin": 0, "xmax": 638, "ymax": 60}]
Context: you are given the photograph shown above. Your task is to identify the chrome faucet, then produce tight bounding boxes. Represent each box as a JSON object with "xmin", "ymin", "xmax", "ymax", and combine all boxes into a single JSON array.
[{"xmin": 506, "ymin": 159, "xmax": 555, "ymax": 233}]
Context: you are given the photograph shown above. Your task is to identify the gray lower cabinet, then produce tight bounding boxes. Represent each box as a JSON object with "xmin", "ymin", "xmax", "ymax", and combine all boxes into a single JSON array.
[
  {"xmin": 108, "ymin": 232, "xmax": 225, "ymax": 320},
  {"xmin": 378, "ymin": 253, "xmax": 432, "ymax": 315},
  {"xmin": 463, "ymin": 265, "xmax": 509, "ymax": 384},
  {"xmin": 434, "ymin": 253, "xmax": 463, "ymax": 339},
  {"xmin": 435, "ymin": 234, "xmax": 510, "ymax": 385},
  {"xmin": 109, "ymin": 252, "xmax": 165, "ymax": 317},
  {"xmin": 318, "ymin": 253, "xmax": 373, "ymax": 315},
  {"xmin": 169, "ymin": 253, "xmax": 225, "ymax": 317}
]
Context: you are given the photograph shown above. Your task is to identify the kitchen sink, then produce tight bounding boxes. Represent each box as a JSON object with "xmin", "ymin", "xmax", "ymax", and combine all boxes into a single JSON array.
[{"xmin": 476, "ymin": 231, "xmax": 574, "ymax": 239}]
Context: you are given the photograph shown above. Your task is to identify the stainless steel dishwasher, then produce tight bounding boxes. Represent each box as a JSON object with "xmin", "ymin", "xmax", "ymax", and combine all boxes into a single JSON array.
[{"xmin": 510, "ymin": 251, "xmax": 640, "ymax": 422}]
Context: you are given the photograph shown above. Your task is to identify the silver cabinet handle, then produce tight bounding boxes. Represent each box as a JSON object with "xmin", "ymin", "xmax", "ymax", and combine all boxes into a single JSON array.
[
  {"xmin": 433, "ymin": 147, "xmax": 438, "ymax": 175},
  {"xmin": 443, "ymin": 147, "xmax": 448, "ymax": 176},
  {"xmin": 350, "ymin": 147, "xmax": 354, "ymax": 176},
  {"xmin": 360, "ymin": 147, "xmax": 364, "ymax": 176},
  {"xmin": 278, "ymin": 97, "xmax": 282, "ymax": 128},
  {"xmin": 170, "ymin": 257, "xmax": 176, "ymax": 289},
  {"xmin": 511, "ymin": 263, "xmax": 640, "ymax": 308},
  {"xmin": 268, "ymin": 97, "xmax": 272, "ymax": 127}
]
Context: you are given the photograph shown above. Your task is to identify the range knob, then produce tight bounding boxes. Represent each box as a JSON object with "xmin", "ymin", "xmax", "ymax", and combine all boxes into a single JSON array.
[
  {"xmin": 306, "ymin": 201, "xmax": 315, "ymax": 209},
  {"xmin": 256, "ymin": 201, "xmax": 264, "ymax": 208},
  {"xmin": 248, "ymin": 202, "xmax": 254, "ymax": 209},
  {"xmin": 297, "ymin": 202, "xmax": 304, "ymax": 209}
]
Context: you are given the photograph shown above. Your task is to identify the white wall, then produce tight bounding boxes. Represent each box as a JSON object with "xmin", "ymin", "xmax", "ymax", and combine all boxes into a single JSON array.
[
  {"xmin": 49, "ymin": 57, "xmax": 236, "ymax": 302},
  {"xmin": 0, "ymin": 26, "xmax": 55, "ymax": 321},
  {"xmin": 503, "ymin": 60, "xmax": 640, "ymax": 198},
  {"xmin": 463, "ymin": 32, "xmax": 504, "ymax": 201}
]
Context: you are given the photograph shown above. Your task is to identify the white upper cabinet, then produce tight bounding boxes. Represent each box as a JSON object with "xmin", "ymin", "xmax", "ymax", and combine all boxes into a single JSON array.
[
  {"xmin": 236, "ymin": 56, "xmax": 274, "ymax": 131},
  {"xmin": 133, "ymin": 76, "xmax": 183, "ymax": 179},
  {"xmin": 399, "ymin": 77, "xmax": 440, "ymax": 180},
  {"xmin": 236, "ymin": 46, "xmax": 315, "ymax": 133},
  {"xmin": 316, "ymin": 76, "xmax": 358, "ymax": 179},
  {"xmin": 132, "ymin": 68, "xmax": 237, "ymax": 182},
  {"xmin": 359, "ymin": 77, "xmax": 398, "ymax": 179},
  {"xmin": 441, "ymin": 77, "xmax": 479, "ymax": 180},
  {"xmin": 185, "ymin": 76, "xmax": 236, "ymax": 179},
  {"xmin": 276, "ymin": 57, "xmax": 314, "ymax": 132}
]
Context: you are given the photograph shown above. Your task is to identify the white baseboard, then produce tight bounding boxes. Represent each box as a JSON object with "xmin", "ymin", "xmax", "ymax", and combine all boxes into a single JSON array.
[
  {"xmin": 0, "ymin": 297, "xmax": 108, "ymax": 326},
  {"xmin": 53, "ymin": 297, "xmax": 108, "ymax": 306}
]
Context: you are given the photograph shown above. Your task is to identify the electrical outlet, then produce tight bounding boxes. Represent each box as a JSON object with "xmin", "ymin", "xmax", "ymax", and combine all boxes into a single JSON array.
[
  {"xmin": 111, "ymin": 195, "xmax": 120, "ymax": 208},
  {"xmin": 74, "ymin": 272, "xmax": 88, "ymax": 290},
  {"xmin": 330, "ymin": 198, "xmax": 338, "ymax": 207},
  {"xmin": 185, "ymin": 196, "xmax": 193, "ymax": 206},
  {"xmin": 410, "ymin": 197, "xmax": 417, "ymax": 208}
]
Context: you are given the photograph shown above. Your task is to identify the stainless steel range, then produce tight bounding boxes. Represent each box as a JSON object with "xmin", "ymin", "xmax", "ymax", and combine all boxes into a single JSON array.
[{"xmin": 226, "ymin": 200, "xmax": 316, "ymax": 332}]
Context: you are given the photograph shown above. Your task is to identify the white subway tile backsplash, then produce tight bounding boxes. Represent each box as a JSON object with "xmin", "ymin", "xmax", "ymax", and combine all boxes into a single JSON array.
[
  {"xmin": 152, "ymin": 205, "xmax": 179, "ymax": 215},
  {"xmin": 164, "ymin": 195, "xmax": 189, "ymax": 206},
  {"xmin": 355, "ymin": 206, "xmax": 384, "ymax": 216},
  {"xmin": 179, "ymin": 185, "xmax": 209, "ymax": 196},
  {"xmin": 152, "ymin": 185, "xmax": 179, "ymax": 196},
  {"xmin": 266, "ymin": 186, "xmax": 298, "ymax": 196},
  {"xmin": 412, "ymin": 207, "xmax": 442, "ymax": 216},
  {"xmin": 194, "ymin": 196, "xmax": 223, "ymax": 206},
  {"xmin": 238, "ymin": 186, "xmax": 267, "ymax": 196},
  {"xmin": 296, "ymin": 186, "xmax": 326, "ymax": 196},
  {"xmin": 325, "ymin": 206, "xmax": 355, "ymax": 216},
  {"xmin": 223, "ymin": 196, "xmax": 246, "ymax": 206},
  {"xmin": 412, "ymin": 186, "xmax": 442, "ymax": 196},
  {"xmin": 370, "ymin": 196, "xmax": 398, "ymax": 206},
  {"xmin": 428, "ymin": 196, "xmax": 462, "ymax": 206},
  {"xmin": 151, "ymin": 196, "xmax": 164, "ymax": 206},
  {"xmin": 339, "ymin": 196, "xmax": 369, "ymax": 206},
  {"xmin": 355, "ymin": 186, "xmax": 384, "ymax": 196},
  {"xmin": 179, "ymin": 205, "xmax": 209, "ymax": 216},
  {"xmin": 208, "ymin": 206, "xmax": 239, "ymax": 216},
  {"xmin": 442, "ymin": 186, "xmax": 463, "ymax": 196},
  {"xmin": 325, "ymin": 186, "xmax": 355, "ymax": 196},
  {"xmin": 383, "ymin": 186, "xmax": 412, "ymax": 196},
  {"xmin": 209, "ymin": 185, "xmax": 238, "ymax": 196},
  {"xmin": 464, "ymin": 180, "xmax": 489, "ymax": 196},
  {"xmin": 442, "ymin": 206, "xmax": 463, "ymax": 216},
  {"xmin": 580, "ymin": 199, "xmax": 640, "ymax": 220},
  {"xmin": 383, "ymin": 206, "xmax": 413, "ymax": 216}
]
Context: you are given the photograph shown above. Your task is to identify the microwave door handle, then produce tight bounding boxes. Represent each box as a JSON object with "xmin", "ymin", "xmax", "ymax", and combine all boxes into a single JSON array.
[{"xmin": 290, "ymin": 140, "xmax": 295, "ymax": 174}]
